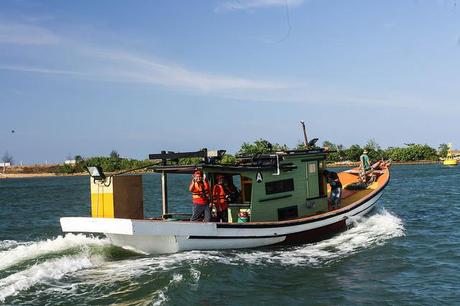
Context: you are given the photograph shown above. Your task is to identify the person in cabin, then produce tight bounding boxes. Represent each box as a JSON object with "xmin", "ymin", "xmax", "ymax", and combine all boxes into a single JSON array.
[
  {"xmin": 212, "ymin": 174, "xmax": 229, "ymax": 222},
  {"xmin": 323, "ymin": 170, "xmax": 342, "ymax": 209},
  {"xmin": 223, "ymin": 174, "xmax": 240, "ymax": 203},
  {"xmin": 189, "ymin": 170, "xmax": 211, "ymax": 222}
]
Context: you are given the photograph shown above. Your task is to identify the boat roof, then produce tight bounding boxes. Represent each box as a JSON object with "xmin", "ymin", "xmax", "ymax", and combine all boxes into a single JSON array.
[{"xmin": 148, "ymin": 148, "xmax": 332, "ymax": 174}]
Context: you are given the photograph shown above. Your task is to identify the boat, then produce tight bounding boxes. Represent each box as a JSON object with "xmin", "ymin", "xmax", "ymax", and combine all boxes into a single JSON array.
[
  {"xmin": 443, "ymin": 143, "xmax": 457, "ymax": 166},
  {"xmin": 60, "ymin": 143, "xmax": 391, "ymax": 254}
]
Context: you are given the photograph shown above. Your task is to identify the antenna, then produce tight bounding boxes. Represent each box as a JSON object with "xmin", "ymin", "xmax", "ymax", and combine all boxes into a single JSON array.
[{"xmin": 300, "ymin": 121, "xmax": 308, "ymax": 147}]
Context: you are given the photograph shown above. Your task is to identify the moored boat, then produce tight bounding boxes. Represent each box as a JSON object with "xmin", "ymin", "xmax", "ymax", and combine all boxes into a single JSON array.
[
  {"xmin": 443, "ymin": 143, "xmax": 458, "ymax": 166},
  {"xmin": 60, "ymin": 144, "xmax": 391, "ymax": 254}
]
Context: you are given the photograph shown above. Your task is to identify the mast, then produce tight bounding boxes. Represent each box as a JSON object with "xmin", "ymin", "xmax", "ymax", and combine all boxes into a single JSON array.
[{"xmin": 300, "ymin": 120, "xmax": 308, "ymax": 147}]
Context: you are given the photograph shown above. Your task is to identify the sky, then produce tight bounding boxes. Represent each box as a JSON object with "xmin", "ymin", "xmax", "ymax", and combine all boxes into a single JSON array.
[{"xmin": 1, "ymin": 0, "xmax": 460, "ymax": 164}]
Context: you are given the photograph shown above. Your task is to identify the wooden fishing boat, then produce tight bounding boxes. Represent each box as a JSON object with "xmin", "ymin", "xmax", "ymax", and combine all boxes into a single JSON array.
[{"xmin": 60, "ymin": 146, "xmax": 390, "ymax": 254}]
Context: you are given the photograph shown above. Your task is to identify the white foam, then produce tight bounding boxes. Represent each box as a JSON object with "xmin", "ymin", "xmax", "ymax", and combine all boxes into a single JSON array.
[
  {"xmin": 152, "ymin": 290, "xmax": 168, "ymax": 306},
  {"xmin": 0, "ymin": 233, "xmax": 109, "ymax": 271},
  {"xmin": 87, "ymin": 210, "xmax": 404, "ymax": 281},
  {"xmin": 234, "ymin": 209, "xmax": 405, "ymax": 266},
  {"xmin": 0, "ymin": 253, "xmax": 103, "ymax": 302},
  {"xmin": 0, "ymin": 209, "xmax": 401, "ymax": 303},
  {"xmin": 0, "ymin": 240, "xmax": 28, "ymax": 251}
]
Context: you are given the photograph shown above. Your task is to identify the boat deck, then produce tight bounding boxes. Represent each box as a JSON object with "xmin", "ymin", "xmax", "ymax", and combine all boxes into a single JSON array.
[{"xmin": 331, "ymin": 168, "xmax": 388, "ymax": 211}]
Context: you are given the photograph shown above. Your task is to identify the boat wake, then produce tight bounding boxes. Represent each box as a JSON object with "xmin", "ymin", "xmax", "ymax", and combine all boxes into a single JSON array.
[
  {"xmin": 0, "ymin": 234, "xmax": 108, "ymax": 302},
  {"xmin": 0, "ymin": 209, "xmax": 404, "ymax": 304},
  {"xmin": 232, "ymin": 208, "xmax": 405, "ymax": 266},
  {"xmin": 0, "ymin": 253, "xmax": 103, "ymax": 302},
  {"xmin": 0, "ymin": 233, "xmax": 109, "ymax": 271}
]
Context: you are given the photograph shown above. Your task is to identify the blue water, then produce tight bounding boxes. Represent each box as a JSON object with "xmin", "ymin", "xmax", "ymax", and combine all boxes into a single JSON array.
[{"xmin": 0, "ymin": 165, "xmax": 459, "ymax": 305}]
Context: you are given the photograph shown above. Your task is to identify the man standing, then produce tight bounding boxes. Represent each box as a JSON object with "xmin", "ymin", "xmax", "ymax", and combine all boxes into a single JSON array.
[
  {"xmin": 324, "ymin": 170, "xmax": 342, "ymax": 209},
  {"xmin": 360, "ymin": 149, "xmax": 371, "ymax": 172},
  {"xmin": 189, "ymin": 170, "xmax": 211, "ymax": 222},
  {"xmin": 212, "ymin": 174, "xmax": 229, "ymax": 222}
]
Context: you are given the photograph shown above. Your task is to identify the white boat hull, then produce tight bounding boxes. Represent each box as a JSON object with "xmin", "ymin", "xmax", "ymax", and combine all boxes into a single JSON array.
[{"xmin": 60, "ymin": 188, "xmax": 385, "ymax": 254}]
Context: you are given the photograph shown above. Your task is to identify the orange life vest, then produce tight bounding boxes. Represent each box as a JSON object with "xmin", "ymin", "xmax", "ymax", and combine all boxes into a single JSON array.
[
  {"xmin": 212, "ymin": 184, "xmax": 228, "ymax": 210},
  {"xmin": 190, "ymin": 181, "xmax": 210, "ymax": 205}
]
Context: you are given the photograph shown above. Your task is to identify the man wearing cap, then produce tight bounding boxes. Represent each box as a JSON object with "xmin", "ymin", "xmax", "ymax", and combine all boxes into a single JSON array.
[
  {"xmin": 189, "ymin": 170, "xmax": 211, "ymax": 222},
  {"xmin": 360, "ymin": 149, "xmax": 371, "ymax": 173}
]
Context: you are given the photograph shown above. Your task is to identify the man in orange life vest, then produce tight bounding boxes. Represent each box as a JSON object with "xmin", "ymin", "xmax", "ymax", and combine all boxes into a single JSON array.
[
  {"xmin": 189, "ymin": 170, "xmax": 211, "ymax": 222},
  {"xmin": 212, "ymin": 174, "xmax": 229, "ymax": 222}
]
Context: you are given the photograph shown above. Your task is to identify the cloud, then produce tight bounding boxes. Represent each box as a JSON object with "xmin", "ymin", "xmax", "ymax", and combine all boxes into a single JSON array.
[
  {"xmin": 86, "ymin": 49, "xmax": 292, "ymax": 92},
  {"xmin": 0, "ymin": 65, "xmax": 85, "ymax": 76},
  {"xmin": 0, "ymin": 46, "xmax": 294, "ymax": 94},
  {"xmin": 0, "ymin": 23, "xmax": 59, "ymax": 45},
  {"xmin": 215, "ymin": 0, "xmax": 305, "ymax": 12}
]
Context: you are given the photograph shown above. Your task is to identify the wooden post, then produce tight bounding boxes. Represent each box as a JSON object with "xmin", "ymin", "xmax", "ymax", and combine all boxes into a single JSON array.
[
  {"xmin": 300, "ymin": 120, "xmax": 308, "ymax": 147},
  {"xmin": 161, "ymin": 171, "xmax": 168, "ymax": 217}
]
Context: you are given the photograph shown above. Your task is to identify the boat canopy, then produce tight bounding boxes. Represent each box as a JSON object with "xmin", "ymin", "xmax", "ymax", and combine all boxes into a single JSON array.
[{"xmin": 147, "ymin": 147, "xmax": 333, "ymax": 222}]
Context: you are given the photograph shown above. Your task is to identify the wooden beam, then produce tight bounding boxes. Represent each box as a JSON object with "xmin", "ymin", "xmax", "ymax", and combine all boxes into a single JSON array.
[{"xmin": 149, "ymin": 149, "xmax": 207, "ymax": 160}]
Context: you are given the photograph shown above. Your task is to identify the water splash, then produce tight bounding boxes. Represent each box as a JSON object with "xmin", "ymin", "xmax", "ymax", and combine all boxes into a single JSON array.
[
  {"xmin": 0, "ymin": 252, "xmax": 104, "ymax": 302},
  {"xmin": 233, "ymin": 208, "xmax": 405, "ymax": 266},
  {"xmin": 0, "ymin": 233, "xmax": 109, "ymax": 271},
  {"xmin": 0, "ymin": 240, "xmax": 28, "ymax": 251},
  {"xmin": 0, "ymin": 209, "xmax": 403, "ymax": 303}
]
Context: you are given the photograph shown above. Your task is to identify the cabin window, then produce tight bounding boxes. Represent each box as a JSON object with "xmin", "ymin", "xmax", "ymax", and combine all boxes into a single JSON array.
[
  {"xmin": 278, "ymin": 206, "xmax": 298, "ymax": 221},
  {"xmin": 265, "ymin": 179, "xmax": 294, "ymax": 195}
]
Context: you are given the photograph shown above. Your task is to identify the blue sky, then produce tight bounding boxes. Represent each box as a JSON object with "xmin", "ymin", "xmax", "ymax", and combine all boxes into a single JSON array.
[{"xmin": 1, "ymin": 0, "xmax": 460, "ymax": 164}]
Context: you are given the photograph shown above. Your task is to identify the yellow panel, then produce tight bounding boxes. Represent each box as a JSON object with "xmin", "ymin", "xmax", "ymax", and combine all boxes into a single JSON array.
[{"xmin": 91, "ymin": 193, "xmax": 114, "ymax": 218}]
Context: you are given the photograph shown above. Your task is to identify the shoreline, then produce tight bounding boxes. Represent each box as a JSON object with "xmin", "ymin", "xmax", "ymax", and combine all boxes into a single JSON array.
[
  {"xmin": 0, "ymin": 160, "xmax": 444, "ymax": 179},
  {"xmin": 0, "ymin": 173, "xmax": 89, "ymax": 179}
]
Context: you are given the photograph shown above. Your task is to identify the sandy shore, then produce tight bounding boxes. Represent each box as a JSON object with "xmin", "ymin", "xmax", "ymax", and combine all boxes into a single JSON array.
[{"xmin": 0, "ymin": 173, "xmax": 88, "ymax": 179}]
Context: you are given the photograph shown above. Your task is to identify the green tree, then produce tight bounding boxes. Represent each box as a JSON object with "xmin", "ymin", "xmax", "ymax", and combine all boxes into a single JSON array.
[
  {"xmin": 220, "ymin": 154, "xmax": 237, "ymax": 164},
  {"xmin": 238, "ymin": 139, "xmax": 288, "ymax": 155},
  {"xmin": 322, "ymin": 140, "xmax": 337, "ymax": 150},
  {"xmin": 364, "ymin": 139, "xmax": 384, "ymax": 161},
  {"xmin": 2, "ymin": 151, "xmax": 13, "ymax": 164},
  {"xmin": 385, "ymin": 144, "xmax": 437, "ymax": 162},
  {"xmin": 343, "ymin": 144, "xmax": 362, "ymax": 161},
  {"xmin": 438, "ymin": 143, "xmax": 449, "ymax": 158},
  {"xmin": 110, "ymin": 150, "xmax": 120, "ymax": 159},
  {"xmin": 320, "ymin": 140, "xmax": 341, "ymax": 162},
  {"xmin": 75, "ymin": 155, "xmax": 84, "ymax": 163}
]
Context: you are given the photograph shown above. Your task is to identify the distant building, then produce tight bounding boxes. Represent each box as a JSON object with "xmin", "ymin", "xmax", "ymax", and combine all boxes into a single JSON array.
[
  {"xmin": 0, "ymin": 162, "xmax": 11, "ymax": 167},
  {"xmin": 452, "ymin": 150, "xmax": 460, "ymax": 159},
  {"xmin": 64, "ymin": 160, "xmax": 77, "ymax": 165}
]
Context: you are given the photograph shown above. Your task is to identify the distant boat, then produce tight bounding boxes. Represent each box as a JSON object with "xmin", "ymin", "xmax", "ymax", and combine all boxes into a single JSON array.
[
  {"xmin": 443, "ymin": 143, "xmax": 457, "ymax": 166},
  {"xmin": 60, "ymin": 146, "xmax": 391, "ymax": 254}
]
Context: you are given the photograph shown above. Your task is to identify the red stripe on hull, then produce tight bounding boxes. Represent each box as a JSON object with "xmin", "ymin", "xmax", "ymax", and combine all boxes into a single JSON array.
[{"xmin": 279, "ymin": 219, "xmax": 347, "ymax": 245}]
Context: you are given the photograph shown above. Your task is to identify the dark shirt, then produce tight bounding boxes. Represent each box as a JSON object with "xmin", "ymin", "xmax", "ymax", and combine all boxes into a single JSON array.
[{"xmin": 328, "ymin": 172, "xmax": 342, "ymax": 189}]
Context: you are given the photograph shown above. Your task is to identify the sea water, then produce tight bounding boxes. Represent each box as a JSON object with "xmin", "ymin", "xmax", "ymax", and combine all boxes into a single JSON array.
[{"xmin": 0, "ymin": 165, "xmax": 459, "ymax": 305}]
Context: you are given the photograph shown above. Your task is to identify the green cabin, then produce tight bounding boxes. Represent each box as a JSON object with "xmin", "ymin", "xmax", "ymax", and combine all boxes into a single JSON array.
[{"xmin": 150, "ymin": 148, "xmax": 330, "ymax": 223}]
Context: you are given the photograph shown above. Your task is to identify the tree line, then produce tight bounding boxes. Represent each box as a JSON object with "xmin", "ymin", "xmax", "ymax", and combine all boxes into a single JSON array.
[{"xmin": 57, "ymin": 140, "xmax": 450, "ymax": 174}]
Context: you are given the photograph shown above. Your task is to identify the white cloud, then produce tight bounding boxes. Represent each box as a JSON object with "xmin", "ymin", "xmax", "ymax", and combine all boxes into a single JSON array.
[
  {"xmin": 0, "ymin": 46, "xmax": 293, "ymax": 94},
  {"xmin": 87, "ymin": 49, "xmax": 292, "ymax": 92},
  {"xmin": 0, "ymin": 65, "xmax": 84, "ymax": 76},
  {"xmin": 216, "ymin": 0, "xmax": 305, "ymax": 12},
  {"xmin": 0, "ymin": 23, "xmax": 59, "ymax": 45}
]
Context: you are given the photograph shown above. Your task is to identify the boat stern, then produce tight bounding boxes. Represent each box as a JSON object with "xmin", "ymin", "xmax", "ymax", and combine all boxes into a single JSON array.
[{"xmin": 60, "ymin": 217, "xmax": 134, "ymax": 235}]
